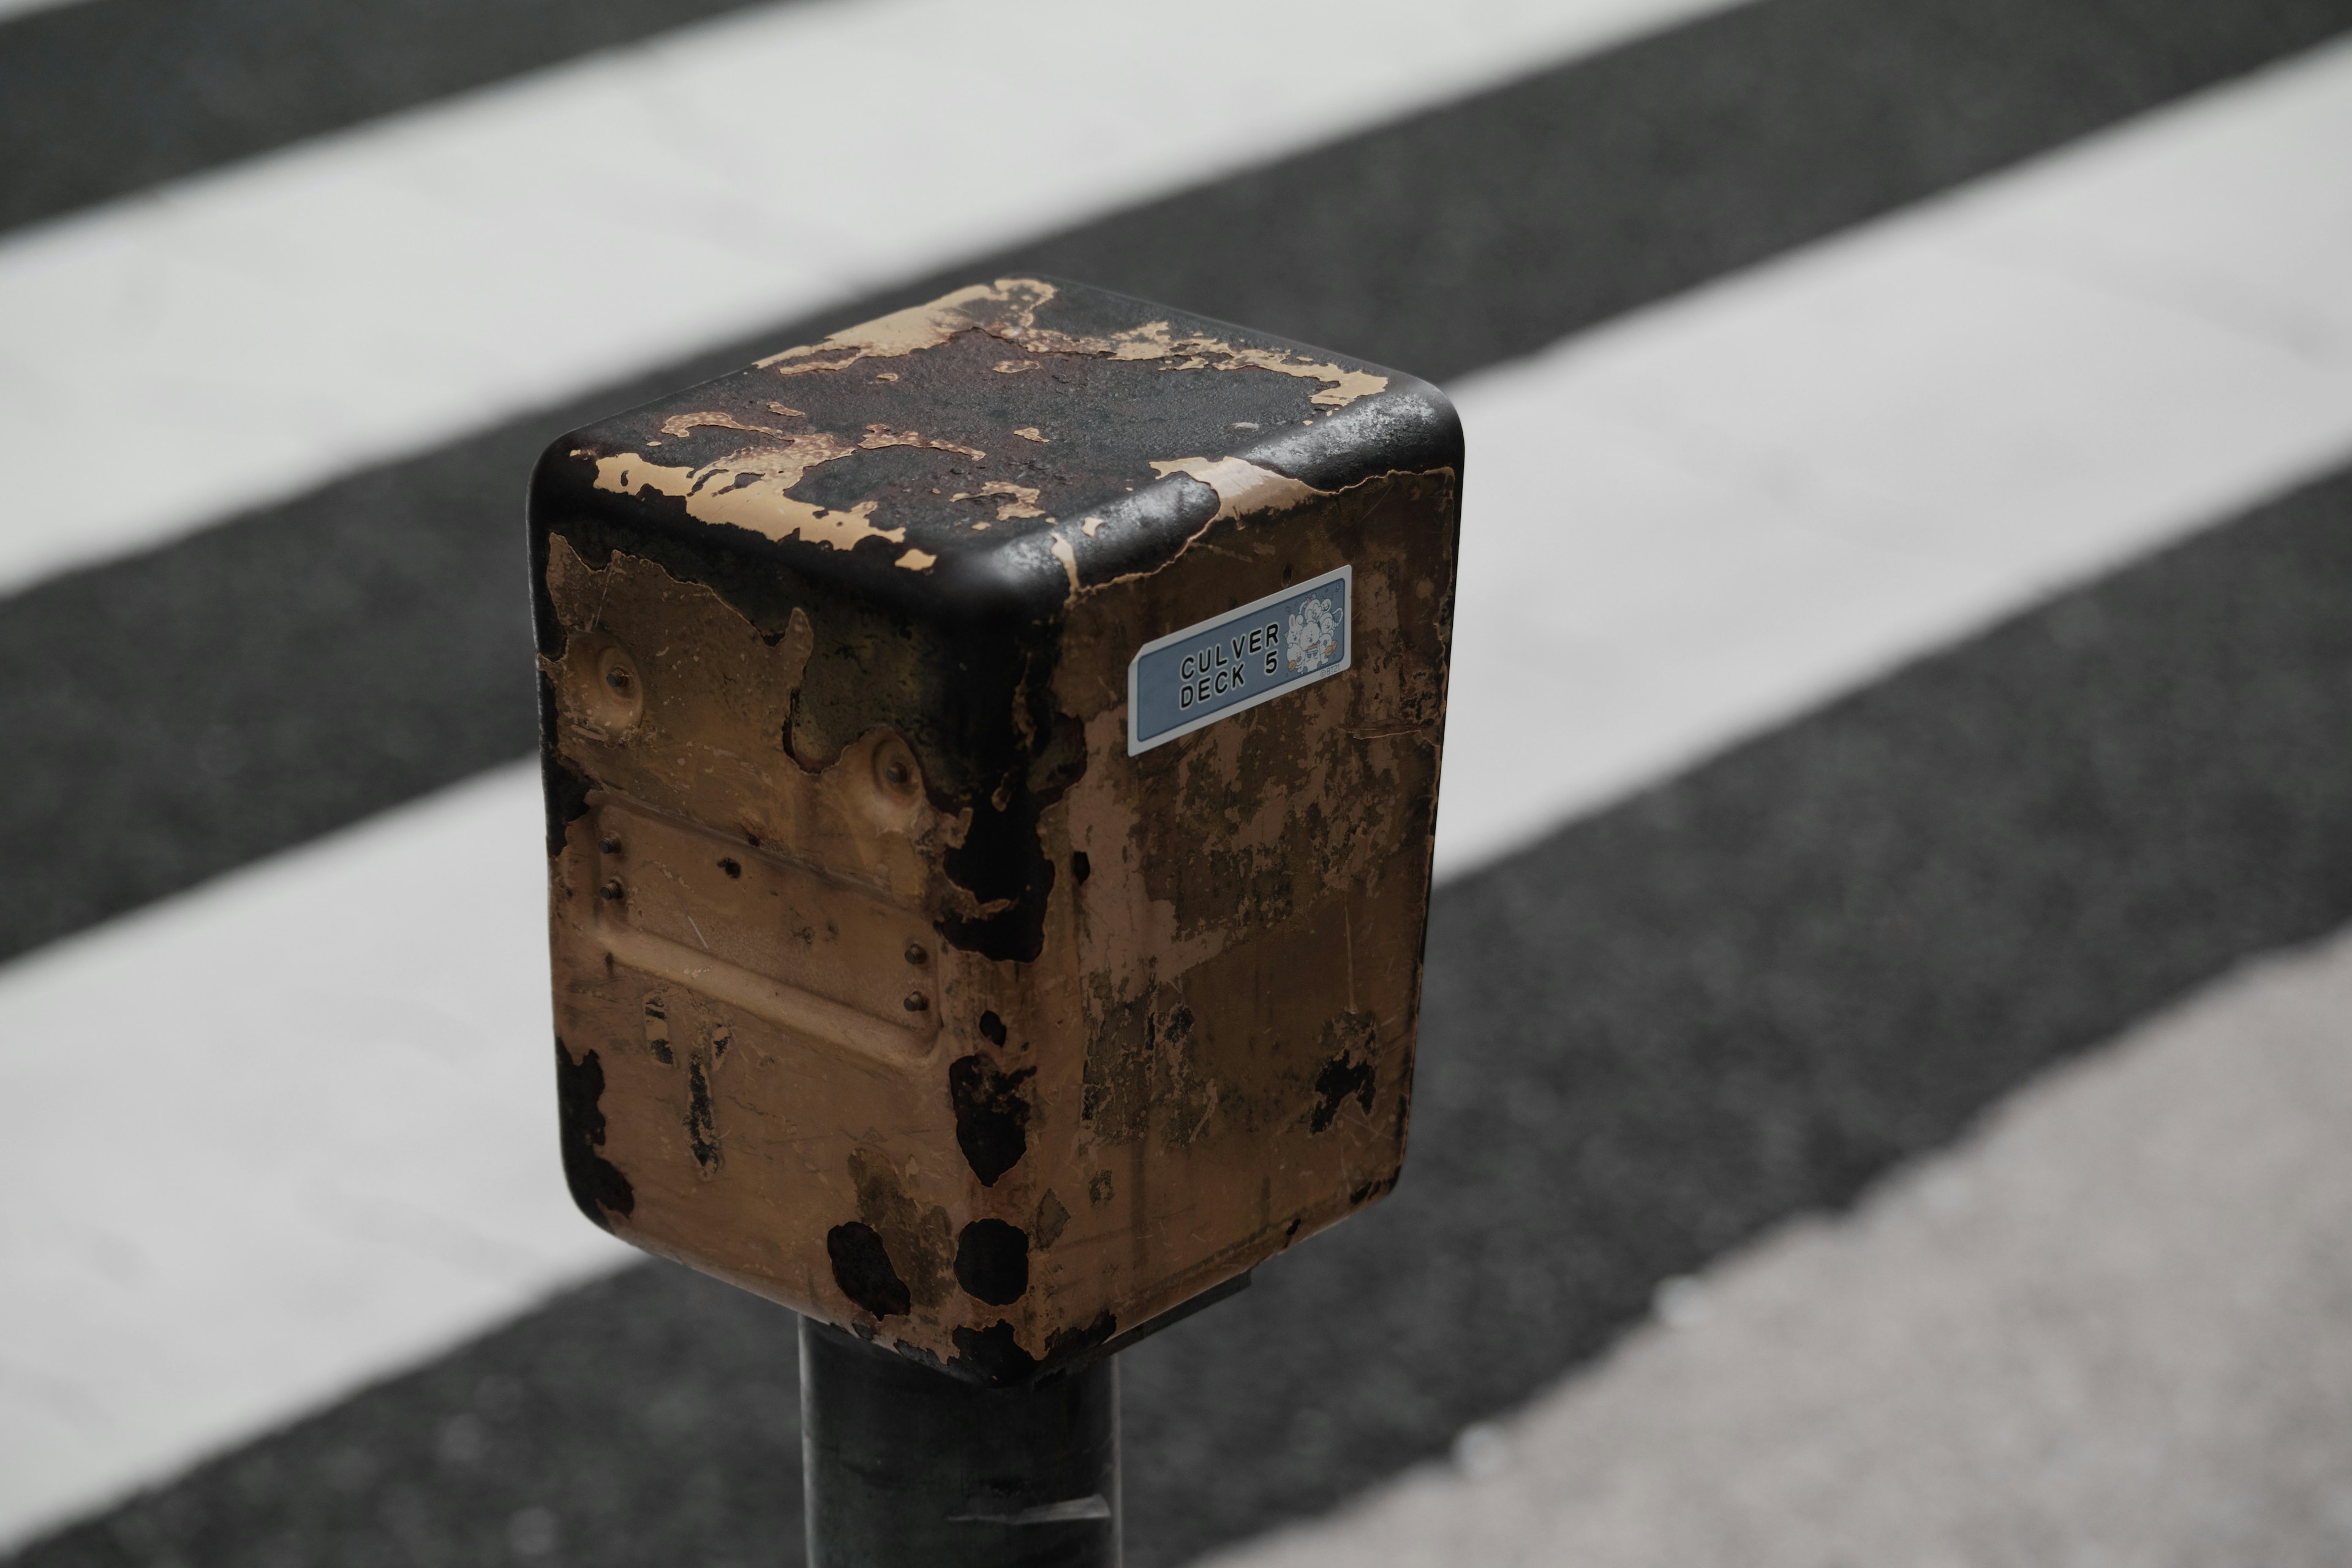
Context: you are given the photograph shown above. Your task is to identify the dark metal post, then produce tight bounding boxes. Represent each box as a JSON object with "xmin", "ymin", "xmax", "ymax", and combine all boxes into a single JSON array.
[{"xmin": 800, "ymin": 1317, "xmax": 1119, "ymax": 1567}]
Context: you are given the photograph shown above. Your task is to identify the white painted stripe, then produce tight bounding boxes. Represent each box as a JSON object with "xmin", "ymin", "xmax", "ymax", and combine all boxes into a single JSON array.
[
  {"xmin": 0, "ymin": 0, "xmax": 1738, "ymax": 597},
  {"xmin": 0, "ymin": 765, "xmax": 631, "ymax": 1550},
  {"xmin": 6, "ymin": 29, "xmax": 2352, "ymax": 1552},
  {"xmin": 1201, "ymin": 921, "xmax": 2352, "ymax": 1566},
  {"xmin": 1434, "ymin": 35, "xmax": 2352, "ymax": 875}
]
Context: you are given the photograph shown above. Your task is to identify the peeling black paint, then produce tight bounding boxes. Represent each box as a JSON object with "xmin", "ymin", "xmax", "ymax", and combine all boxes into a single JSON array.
[
  {"xmin": 1310, "ymin": 1054, "xmax": 1378, "ymax": 1134},
  {"xmin": 948, "ymin": 1055, "xmax": 1036, "ymax": 1186},
  {"xmin": 686, "ymin": 1060, "xmax": 720, "ymax": 1174},
  {"xmin": 954, "ymin": 1219, "xmax": 1030, "ymax": 1305},
  {"xmin": 552, "ymin": 1039, "xmax": 632, "ymax": 1228},
  {"xmin": 1043, "ymin": 1310, "xmax": 1117, "ymax": 1366},
  {"xmin": 1071, "ymin": 850, "xmax": 1090, "ymax": 884},
  {"xmin": 538, "ymin": 745, "xmax": 592, "ymax": 860},
  {"xmin": 827, "ymin": 1221, "xmax": 910, "ymax": 1319},
  {"xmin": 939, "ymin": 788, "xmax": 1055, "ymax": 963},
  {"xmin": 978, "ymin": 1010, "xmax": 1008, "ymax": 1047},
  {"xmin": 1027, "ymin": 710, "xmax": 1090, "ymax": 801},
  {"xmin": 949, "ymin": 1320, "xmax": 1037, "ymax": 1387}
]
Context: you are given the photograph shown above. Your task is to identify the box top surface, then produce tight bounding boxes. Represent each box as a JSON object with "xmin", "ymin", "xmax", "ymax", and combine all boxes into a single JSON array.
[{"xmin": 541, "ymin": 277, "xmax": 1458, "ymax": 609}]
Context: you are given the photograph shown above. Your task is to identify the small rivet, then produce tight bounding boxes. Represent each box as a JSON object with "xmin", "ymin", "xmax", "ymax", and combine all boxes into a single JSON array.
[
  {"xmin": 902, "ymin": 992, "xmax": 929, "ymax": 1013},
  {"xmin": 599, "ymin": 836, "xmax": 622, "ymax": 856},
  {"xmin": 883, "ymin": 761, "xmax": 910, "ymax": 786},
  {"xmin": 604, "ymin": 666, "xmax": 633, "ymax": 693},
  {"xmin": 905, "ymin": 943, "xmax": 928, "ymax": 966},
  {"xmin": 597, "ymin": 879, "xmax": 625, "ymax": 902}
]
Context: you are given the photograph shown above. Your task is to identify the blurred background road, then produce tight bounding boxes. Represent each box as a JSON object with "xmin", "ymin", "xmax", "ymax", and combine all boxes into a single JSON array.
[{"xmin": 3, "ymin": 1, "xmax": 2350, "ymax": 1562}]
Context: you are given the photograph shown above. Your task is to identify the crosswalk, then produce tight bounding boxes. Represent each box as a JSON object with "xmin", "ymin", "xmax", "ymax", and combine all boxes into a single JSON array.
[
  {"xmin": 1441, "ymin": 34, "xmax": 2352, "ymax": 869},
  {"xmin": 4, "ymin": 0, "xmax": 2350, "ymax": 1560},
  {"xmin": 0, "ymin": 0, "xmax": 1732, "ymax": 593}
]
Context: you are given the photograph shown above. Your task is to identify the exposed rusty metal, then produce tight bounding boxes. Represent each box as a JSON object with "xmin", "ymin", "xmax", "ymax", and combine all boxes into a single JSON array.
[{"xmin": 531, "ymin": 277, "xmax": 1460, "ymax": 1385}]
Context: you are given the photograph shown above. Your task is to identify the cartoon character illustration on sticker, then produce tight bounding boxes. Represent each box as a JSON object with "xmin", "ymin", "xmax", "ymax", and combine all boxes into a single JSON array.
[{"xmin": 1286, "ymin": 597, "xmax": 1340, "ymax": 673}]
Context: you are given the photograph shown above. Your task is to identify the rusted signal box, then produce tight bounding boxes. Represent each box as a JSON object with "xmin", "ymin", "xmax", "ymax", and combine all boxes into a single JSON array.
[{"xmin": 532, "ymin": 278, "xmax": 1459, "ymax": 1408}]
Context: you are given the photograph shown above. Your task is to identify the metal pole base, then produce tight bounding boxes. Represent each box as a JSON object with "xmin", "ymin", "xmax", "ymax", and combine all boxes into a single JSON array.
[{"xmin": 800, "ymin": 1316, "xmax": 1119, "ymax": 1567}]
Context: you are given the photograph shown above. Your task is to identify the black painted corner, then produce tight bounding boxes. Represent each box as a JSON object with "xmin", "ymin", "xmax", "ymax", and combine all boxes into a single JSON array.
[
  {"xmin": 946, "ymin": 1321, "xmax": 1039, "ymax": 1387},
  {"xmin": 948, "ymin": 1055, "xmax": 1037, "ymax": 1186},
  {"xmin": 552, "ymin": 1040, "xmax": 633, "ymax": 1229},
  {"xmin": 826, "ymin": 1222, "xmax": 911, "ymax": 1321}
]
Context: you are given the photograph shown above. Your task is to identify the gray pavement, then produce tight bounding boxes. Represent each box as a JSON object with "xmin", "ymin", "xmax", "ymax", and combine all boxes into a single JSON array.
[{"xmin": 1212, "ymin": 922, "xmax": 2352, "ymax": 1567}]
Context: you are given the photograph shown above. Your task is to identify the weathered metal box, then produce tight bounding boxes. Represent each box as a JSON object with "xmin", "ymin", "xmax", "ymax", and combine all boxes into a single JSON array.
[{"xmin": 532, "ymin": 278, "xmax": 1460, "ymax": 1382}]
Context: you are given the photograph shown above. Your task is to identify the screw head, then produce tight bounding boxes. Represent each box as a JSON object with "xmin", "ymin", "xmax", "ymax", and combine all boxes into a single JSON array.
[
  {"xmin": 871, "ymin": 737, "xmax": 921, "ymax": 804},
  {"xmin": 904, "ymin": 942, "xmax": 928, "ymax": 966},
  {"xmin": 902, "ymin": 992, "xmax": 929, "ymax": 1013},
  {"xmin": 582, "ymin": 641, "xmax": 646, "ymax": 733},
  {"xmin": 597, "ymin": 879, "xmax": 625, "ymax": 902}
]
